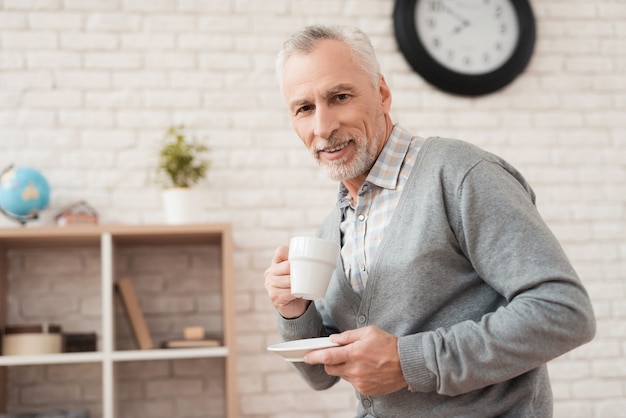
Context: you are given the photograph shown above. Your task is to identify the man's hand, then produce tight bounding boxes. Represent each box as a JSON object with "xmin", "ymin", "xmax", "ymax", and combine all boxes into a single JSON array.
[
  {"xmin": 303, "ymin": 326, "xmax": 408, "ymax": 396},
  {"xmin": 264, "ymin": 246, "xmax": 310, "ymax": 319}
]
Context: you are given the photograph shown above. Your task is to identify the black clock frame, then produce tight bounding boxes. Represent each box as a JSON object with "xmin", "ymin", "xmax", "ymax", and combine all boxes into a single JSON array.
[{"xmin": 393, "ymin": 0, "xmax": 536, "ymax": 96}]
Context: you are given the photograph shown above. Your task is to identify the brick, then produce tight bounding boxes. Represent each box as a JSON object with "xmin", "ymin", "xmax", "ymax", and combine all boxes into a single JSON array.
[
  {"xmin": 28, "ymin": 12, "xmax": 83, "ymax": 29},
  {"xmin": 542, "ymin": 4, "xmax": 598, "ymax": 19},
  {"xmin": 145, "ymin": 51, "xmax": 196, "ymax": 69},
  {"xmin": 572, "ymin": 379, "xmax": 623, "ymax": 399},
  {"xmin": 21, "ymin": 294, "xmax": 79, "ymax": 317},
  {"xmin": 554, "ymin": 401, "xmax": 593, "ymax": 418},
  {"xmin": 143, "ymin": 15, "xmax": 195, "ymax": 31},
  {"xmin": 0, "ymin": 12, "xmax": 27, "ymax": 29},
  {"xmin": 80, "ymin": 129, "xmax": 136, "ymax": 147},
  {"xmin": 113, "ymin": 71, "xmax": 168, "ymax": 87},
  {"xmin": 120, "ymin": 33, "xmax": 175, "ymax": 49},
  {"xmin": 565, "ymin": 57, "xmax": 614, "ymax": 73},
  {"xmin": 2, "ymin": 31, "xmax": 57, "ymax": 49},
  {"xmin": 592, "ymin": 358, "xmax": 626, "ymax": 378},
  {"xmin": 179, "ymin": 0, "xmax": 229, "ymax": 13},
  {"xmin": 85, "ymin": 13, "xmax": 142, "ymax": 31},
  {"xmin": 64, "ymin": 0, "xmax": 119, "ymax": 10},
  {"xmin": 21, "ymin": 383, "xmax": 82, "ymax": 404},
  {"xmin": 178, "ymin": 34, "xmax": 233, "ymax": 51},
  {"xmin": 48, "ymin": 363, "xmax": 100, "ymax": 381},
  {"xmin": 84, "ymin": 90, "xmax": 142, "ymax": 108},
  {"xmin": 118, "ymin": 399, "xmax": 175, "ymax": 418},
  {"xmin": 548, "ymin": 361, "xmax": 591, "ymax": 380},
  {"xmin": 23, "ymin": 90, "xmax": 82, "ymax": 107},
  {"xmin": 117, "ymin": 360, "xmax": 169, "ymax": 379},
  {"xmin": 27, "ymin": 51, "xmax": 81, "ymax": 69},
  {"xmin": 4, "ymin": 0, "xmax": 61, "ymax": 10},
  {"xmin": 199, "ymin": 52, "xmax": 251, "ymax": 70},
  {"xmin": 169, "ymin": 71, "xmax": 224, "ymax": 88},
  {"xmin": 0, "ymin": 91, "xmax": 21, "ymax": 107},
  {"xmin": 142, "ymin": 295, "xmax": 195, "ymax": 314},
  {"xmin": 54, "ymin": 70, "xmax": 111, "ymax": 88},
  {"xmin": 84, "ymin": 52, "xmax": 141, "ymax": 69},
  {"xmin": 116, "ymin": 109, "xmax": 170, "ymax": 128},
  {"xmin": 143, "ymin": 90, "xmax": 200, "ymax": 108},
  {"xmin": 146, "ymin": 378, "xmax": 203, "ymax": 397},
  {"xmin": 595, "ymin": 400, "xmax": 626, "ymax": 417},
  {"xmin": 197, "ymin": 16, "xmax": 249, "ymax": 32},
  {"xmin": 124, "ymin": 0, "xmax": 176, "ymax": 12},
  {"xmin": 61, "ymin": 32, "xmax": 117, "ymax": 50},
  {"xmin": 59, "ymin": 110, "xmax": 114, "ymax": 128}
]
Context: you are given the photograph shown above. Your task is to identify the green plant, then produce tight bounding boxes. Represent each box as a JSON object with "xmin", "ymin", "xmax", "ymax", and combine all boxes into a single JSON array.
[{"xmin": 157, "ymin": 125, "xmax": 210, "ymax": 188}]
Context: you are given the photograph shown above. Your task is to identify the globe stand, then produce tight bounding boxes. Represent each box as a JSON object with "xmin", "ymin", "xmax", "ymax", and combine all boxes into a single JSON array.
[{"xmin": 0, "ymin": 205, "xmax": 39, "ymax": 226}]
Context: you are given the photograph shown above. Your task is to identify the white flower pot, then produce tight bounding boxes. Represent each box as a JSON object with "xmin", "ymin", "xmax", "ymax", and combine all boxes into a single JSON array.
[{"xmin": 162, "ymin": 188, "xmax": 203, "ymax": 224}]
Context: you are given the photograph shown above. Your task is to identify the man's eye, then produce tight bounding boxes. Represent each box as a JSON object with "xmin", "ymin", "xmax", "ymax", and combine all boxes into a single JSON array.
[
  {"xmin": 335, "ymin": 93, "xmax": 350, "ymax": 102},
  {"xmin": 295, "ymin": 105, "xmax": 313, "ymax": 115}
]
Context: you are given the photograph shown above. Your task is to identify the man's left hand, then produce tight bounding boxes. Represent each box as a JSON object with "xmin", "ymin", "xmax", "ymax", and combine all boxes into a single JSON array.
[{"xmin": 303, "ymin": 326, "xmax": 408, "ymax": 396}]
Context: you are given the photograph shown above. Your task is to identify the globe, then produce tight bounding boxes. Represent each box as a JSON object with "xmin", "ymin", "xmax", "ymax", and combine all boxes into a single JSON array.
[{"xmin": 0, "ymin": 165, "xmax": 51, "ymax": 224}]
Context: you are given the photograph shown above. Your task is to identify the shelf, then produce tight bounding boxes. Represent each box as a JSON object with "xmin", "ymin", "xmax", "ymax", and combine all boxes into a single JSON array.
[
  {"xmin": 0, "ymin": 224, "xmax": 238, "ymax": 418},
  {"xmin": 0, "ymin": 347, "xmax": 229, "ymax": 367},
  {"xmin": 0, "ymin": 224, "xmax": 228, "ymax": 248},
  {"xmin": 0, "ymin": 352, "xmax": 103, "ymax": 366},
  {"xmin": 111, "ymin": 347, "xmax": 229, "ymax": 362}
]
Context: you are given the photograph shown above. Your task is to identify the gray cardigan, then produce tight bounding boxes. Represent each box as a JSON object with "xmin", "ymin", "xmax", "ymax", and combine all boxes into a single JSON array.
[{"xmin": 279, "ymin": 136, "xmax": 596, "ymax": 418}]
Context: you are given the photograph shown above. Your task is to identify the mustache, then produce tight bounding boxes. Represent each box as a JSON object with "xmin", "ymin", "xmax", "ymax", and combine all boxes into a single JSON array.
[{"xmin": 315, "ymin": 134, "xmax": 353, "ymax": 152}]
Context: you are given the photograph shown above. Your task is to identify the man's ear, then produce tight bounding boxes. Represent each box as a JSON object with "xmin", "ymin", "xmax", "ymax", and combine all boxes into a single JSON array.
[{"xmin": 379, "ymin": 75, "xmax": 392, "ymax": 113}]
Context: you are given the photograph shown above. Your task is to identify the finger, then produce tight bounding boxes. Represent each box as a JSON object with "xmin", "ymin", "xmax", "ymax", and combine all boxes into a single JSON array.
[
  {"xmin": 271, "ymin": 245, "xmax": 289, "ymax": 264},
  {"xmin": 304, "ymin": 345, "xmax": 348, "ymax": 366},
  {"xmin": 329, "ymin": 328, "xmax": 365, "ymax": 345}
]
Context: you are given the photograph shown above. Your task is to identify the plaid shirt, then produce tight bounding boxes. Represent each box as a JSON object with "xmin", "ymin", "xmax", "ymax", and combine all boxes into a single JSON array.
[{"xmin": 338, "ymin": 124, "xmax": 423, "ymax": 295}]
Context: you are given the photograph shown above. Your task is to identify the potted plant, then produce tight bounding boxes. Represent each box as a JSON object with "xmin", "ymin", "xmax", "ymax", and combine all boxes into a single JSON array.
[{"xmin": 157, "ymin": 125, "xmax": 210, "ymax": 224}]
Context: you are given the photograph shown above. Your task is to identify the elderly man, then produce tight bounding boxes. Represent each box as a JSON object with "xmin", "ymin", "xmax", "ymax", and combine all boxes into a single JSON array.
[{"xmin": 264, "ymin": 24, "xmax": 595, "ymax": 418}]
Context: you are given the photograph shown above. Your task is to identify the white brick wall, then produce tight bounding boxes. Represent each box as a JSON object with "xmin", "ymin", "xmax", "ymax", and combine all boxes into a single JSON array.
[{"xmin": 1, "ymin": 0, "xmax": 624, "ymax": 417}]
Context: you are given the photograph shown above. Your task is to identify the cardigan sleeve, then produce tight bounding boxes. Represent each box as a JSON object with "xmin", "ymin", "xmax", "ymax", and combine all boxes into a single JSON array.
[
  {"xmin": 276, "ymin": 302, "xmax": 341, "ymax": 390},
  {"xmin": 399, "ymin": 157, "xmax": 596, "ymax": 396}
]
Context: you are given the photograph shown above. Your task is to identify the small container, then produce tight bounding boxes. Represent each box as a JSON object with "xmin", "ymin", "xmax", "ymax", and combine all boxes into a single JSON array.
[{"xmin": 2, "ymin": 324, "xmax": 63, "ymax": 356}]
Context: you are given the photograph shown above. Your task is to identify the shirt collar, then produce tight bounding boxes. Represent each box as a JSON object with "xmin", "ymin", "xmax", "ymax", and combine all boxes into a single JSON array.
[{"xmin": 337, "ymin": 124, "xmax": 413, "ymax": 208}]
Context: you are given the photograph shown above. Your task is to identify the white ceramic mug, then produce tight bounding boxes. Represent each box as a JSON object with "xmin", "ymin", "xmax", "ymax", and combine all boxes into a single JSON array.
[{"xmin": 289, "ymin": 236, "xmax": 340, "ymax": 300}]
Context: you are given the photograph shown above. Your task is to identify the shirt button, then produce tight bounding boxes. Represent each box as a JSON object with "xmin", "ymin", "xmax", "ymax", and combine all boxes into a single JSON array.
[
  {"xmin": 357, "ymin": 214, "xmax": 366, "ymax": 221},
  {"xmin": 358, "ymin": 314, "xmax": 367, "ymax": 324},
  {"xmin": 363, "ymin": 399, "xmax": 372, "ymax": 408}
]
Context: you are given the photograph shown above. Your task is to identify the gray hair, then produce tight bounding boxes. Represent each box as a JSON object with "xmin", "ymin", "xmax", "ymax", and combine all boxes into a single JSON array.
[{"xmin": 275, "ymin": 24, "xmax": 381, "ymax": 91}]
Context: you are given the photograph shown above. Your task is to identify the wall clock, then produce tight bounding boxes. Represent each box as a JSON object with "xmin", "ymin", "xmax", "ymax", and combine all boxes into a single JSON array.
[{"xmin": 393, "ymin": 0, "xmax": 536, "ymax": 96}]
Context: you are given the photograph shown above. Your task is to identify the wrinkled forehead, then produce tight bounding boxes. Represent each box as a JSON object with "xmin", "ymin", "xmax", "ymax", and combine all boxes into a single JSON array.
[{"xmin": 281, "ymin": 39, "xmax": 368, "ymax": 102}]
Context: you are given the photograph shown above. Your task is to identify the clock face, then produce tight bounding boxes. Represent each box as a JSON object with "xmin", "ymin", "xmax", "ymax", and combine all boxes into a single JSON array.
[
  {"xmin": 415, "ymin": 0, "xmax": 520, "ymax": 75},
  {"xmin": 393, "ymin": 0, "xmax": 536, "ymax": 95}
]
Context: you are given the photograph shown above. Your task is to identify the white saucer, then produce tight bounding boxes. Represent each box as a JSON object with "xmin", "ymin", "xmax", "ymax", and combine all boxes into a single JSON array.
[{"xmin": 267, "ymin": 337, "xmax": 339, "ymax": 362}]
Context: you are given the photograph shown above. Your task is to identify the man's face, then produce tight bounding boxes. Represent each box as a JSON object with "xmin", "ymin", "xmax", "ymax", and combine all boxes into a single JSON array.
[{"xmin": 281, "ymin": 39, "xmax": 391, "ymax": 182}]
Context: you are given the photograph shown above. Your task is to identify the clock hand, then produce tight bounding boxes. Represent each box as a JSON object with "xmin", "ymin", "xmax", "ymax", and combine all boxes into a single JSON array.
[
  {"xmin": 452, "ymin": 20, "xmax": 471, "ymax": 34},
  {"xmin": 441, "ymin": 3, "xmax": 471, "ymax": 34}
]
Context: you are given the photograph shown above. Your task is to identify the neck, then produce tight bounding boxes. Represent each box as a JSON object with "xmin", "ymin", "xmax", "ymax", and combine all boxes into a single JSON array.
[{"xmin": 341, "ymin": 117, "xmax": 394, "ymax": 202}]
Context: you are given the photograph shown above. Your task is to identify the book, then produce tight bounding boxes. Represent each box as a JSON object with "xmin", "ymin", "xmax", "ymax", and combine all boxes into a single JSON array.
[
  {"xmin": 161, "ymin": 339, "xmax": 221, "ymax": 349},
  {"xmin": 116, "ymin": 277, "xmax": 154, "ymax": 350}
]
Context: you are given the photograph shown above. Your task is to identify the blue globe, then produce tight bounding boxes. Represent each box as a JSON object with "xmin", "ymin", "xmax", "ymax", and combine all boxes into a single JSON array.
[{"xmin": 0, "ymin": 165, "xmax": 51, "ymax": 224}]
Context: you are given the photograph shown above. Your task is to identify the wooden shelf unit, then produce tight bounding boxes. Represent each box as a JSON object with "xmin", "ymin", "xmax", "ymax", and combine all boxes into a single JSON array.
[{"xmin": 0, "ymin": 224, "xmax": 238, "ymax": 418}]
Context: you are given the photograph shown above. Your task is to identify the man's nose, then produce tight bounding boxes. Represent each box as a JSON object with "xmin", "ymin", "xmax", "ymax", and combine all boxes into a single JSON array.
[{"xmin": 313, "ymin": 106, "xmax": 339, "ymax": 139}]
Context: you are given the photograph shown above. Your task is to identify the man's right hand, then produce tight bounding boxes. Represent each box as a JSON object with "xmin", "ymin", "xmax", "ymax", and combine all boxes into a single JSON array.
[{"xmin": 264, "ymin": 245, "xmax": 310, "ymax": 319}]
